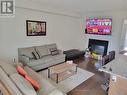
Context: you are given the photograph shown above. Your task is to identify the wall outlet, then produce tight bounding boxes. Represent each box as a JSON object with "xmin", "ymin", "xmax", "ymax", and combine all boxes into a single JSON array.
[{"xmin": 112, "ymin": 75, "xmax": 117, "ymax": 82}]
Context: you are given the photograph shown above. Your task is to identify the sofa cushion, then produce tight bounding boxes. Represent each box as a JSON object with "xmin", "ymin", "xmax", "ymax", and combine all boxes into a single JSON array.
[
  {"xmin": 50, "ymin": 48, "xmax": 59, "ymax": 55},
  {"xmin": 10, "ymin": 73, "xmax": 37, "ymax": 95},
  {"xmin": 28, "ymin": 59, "xmax": 45, "ymax": 67},
  {"xmin": 0, "ymin": 67, "xmax": 22, "ymax": 95},
  {"xmin": 24, "ymin": 66, "xmax": 56, "ymax": 95},
  {"xmin": 35, "ymin": 45, "xmax": 49, "ymax": 57},
  {"xmin": 43, "ymin": 54, "xmax": 65, "ymax": 62},
  {"xmin": 46, "ymin": 43, "xmax": 57, "ymax": 54},
  {"xmin": 19, "ymin": 47, "xmax": 35, "ymax": 59},
  {"xmin": 0, "ymin": 61, "xmax": 18, "ymax": 76}
]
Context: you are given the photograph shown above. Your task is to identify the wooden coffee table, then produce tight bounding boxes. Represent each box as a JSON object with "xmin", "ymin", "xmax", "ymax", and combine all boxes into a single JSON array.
[{"xmin": 48, "ymin": 62, "xmax": 77, "ymax": 83}]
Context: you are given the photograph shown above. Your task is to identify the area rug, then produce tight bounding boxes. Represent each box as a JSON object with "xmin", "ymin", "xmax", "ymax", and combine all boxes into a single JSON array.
[{"xmin": 38, "ymin": 67, "xmax": 94, "ymax": 93}]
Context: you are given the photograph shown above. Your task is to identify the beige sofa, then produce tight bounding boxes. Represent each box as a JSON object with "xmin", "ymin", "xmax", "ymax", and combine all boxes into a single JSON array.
[
  {"xmin": 0, "ymin": 61, "xmax": 66, "ymax": 95},
  {"xmin": 18, "ymin": 43, "xmax": 65, "ymax": 71}
]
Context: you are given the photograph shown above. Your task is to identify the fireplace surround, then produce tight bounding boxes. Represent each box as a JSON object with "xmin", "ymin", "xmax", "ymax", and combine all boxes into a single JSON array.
[{"xmin": 88, "ymin": 39, "xmax": 109, "ymax": 56}]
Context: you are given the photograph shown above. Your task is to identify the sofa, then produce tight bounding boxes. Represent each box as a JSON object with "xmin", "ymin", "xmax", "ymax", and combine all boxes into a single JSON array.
[
  {"xmin": 18, "ymin": 43, "xmax": 65, "ymax": 71},
  {"xmin": 0, "ymin": 61, "xmax": 66, "ymax": 95}
]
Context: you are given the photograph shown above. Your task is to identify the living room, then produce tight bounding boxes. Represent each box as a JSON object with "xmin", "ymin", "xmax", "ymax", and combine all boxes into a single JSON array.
[{"xmin": 0, "ymin": 0, "xmax": 127, "ymax": 95}]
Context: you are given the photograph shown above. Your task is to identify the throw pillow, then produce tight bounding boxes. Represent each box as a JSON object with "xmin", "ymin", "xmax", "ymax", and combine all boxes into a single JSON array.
[
  {"xmin": 16, "ymin": 65, "xmax": 27, "ymax": 77},
  {"xmin": 46, "ymin": 43, "xmax": 57, "ymax": 54},
  {"xmin": 22, "ymin": 54, "xmax": 31, "ymax": 59},
  {"xmin": 25, "ymin": 75, "xmax": 40, "ymax": 91},
  {"xmin": 35, "ymin": 49, "xmax": 41, "ymax": 59},
  {"xmin": 32, "ymin": 51, "xmax": 40, "ymax": 60},
  {"xmin": 51, "ymin": 50, "xmax": 59, "ymax": 55},
  {"xmin": 50, "ymin": 48, "xmax": 59, "ymax": 55},
  {"xmin": 50, "ymin": 48, "xmax": 57, "ymax": 52}
]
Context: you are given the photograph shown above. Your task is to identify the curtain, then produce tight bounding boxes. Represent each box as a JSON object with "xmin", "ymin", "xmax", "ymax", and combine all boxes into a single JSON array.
[{"xmin": 120, "ymin": 20, "xmax": 127, "ymax": 50}]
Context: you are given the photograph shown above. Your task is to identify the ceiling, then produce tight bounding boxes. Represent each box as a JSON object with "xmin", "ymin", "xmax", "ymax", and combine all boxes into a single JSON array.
[{"xmin": 29, "ymin": 0, "xmax": 127, "ymax": 13}]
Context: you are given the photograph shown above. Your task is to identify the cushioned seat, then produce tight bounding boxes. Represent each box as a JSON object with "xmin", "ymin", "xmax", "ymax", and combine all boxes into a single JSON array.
[
  {"xmin": 43, "ymin": 54, "xmax": 65, "ymax": 62},
  {"xmin": 27, "ymin": 54, "xmax": 65, "ymax": 70},
  {"xmin": 28, "ymin": 59, "xmax": 45, "ymax": 67}
]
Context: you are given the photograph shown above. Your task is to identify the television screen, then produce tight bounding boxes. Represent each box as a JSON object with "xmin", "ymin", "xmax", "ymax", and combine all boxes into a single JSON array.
[{"xmin": 85, "ymin": 18, "xmax": 112, "ymax": 35}]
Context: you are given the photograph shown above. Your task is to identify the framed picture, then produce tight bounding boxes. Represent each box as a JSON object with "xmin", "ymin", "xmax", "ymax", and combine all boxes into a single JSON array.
[{"xmin": 26, "ymin": 20, "xmax": 46, "ymax": 36}]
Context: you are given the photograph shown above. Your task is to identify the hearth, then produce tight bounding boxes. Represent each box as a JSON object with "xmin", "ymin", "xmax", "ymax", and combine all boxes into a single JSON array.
[{"xmin": 88, "ymin": 39, "xmax": 109, "ymax": 56}]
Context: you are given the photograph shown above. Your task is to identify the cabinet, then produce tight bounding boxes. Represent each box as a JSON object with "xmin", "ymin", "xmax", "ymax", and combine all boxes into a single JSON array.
[{"xmin": 108, "ymin": 76, "xmax": 127, "ymax": 95}]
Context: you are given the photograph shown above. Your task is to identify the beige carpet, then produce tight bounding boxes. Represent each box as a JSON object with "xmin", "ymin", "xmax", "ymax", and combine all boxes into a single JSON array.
[{"xmin": 38, "ymin": 67, "xmax": 94, "ymax": 93}]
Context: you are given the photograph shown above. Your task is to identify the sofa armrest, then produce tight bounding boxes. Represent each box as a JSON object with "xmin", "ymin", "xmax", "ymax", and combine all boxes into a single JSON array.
[{"xmin": 19, "ymin": 55, "xmax": 30, "ymax": 64}]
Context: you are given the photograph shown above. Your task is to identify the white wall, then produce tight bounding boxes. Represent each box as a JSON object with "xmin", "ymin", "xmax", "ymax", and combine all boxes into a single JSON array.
[
  {"xmin": 1, "ymin": 0, "xmax": 127, "ymax": 63},
  {"xmin": 77, "ymin": 11, "xmax": 127, "ymax": 54},
  {"xmin": 0, "ymin": 7, "xmax": 82, "ymax": 62}
]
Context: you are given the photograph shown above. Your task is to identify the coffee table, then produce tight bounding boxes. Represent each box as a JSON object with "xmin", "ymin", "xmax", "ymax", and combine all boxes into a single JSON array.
[{"xmin": 48, "ymin": 62, "xmax": 77, "ymax": 83}]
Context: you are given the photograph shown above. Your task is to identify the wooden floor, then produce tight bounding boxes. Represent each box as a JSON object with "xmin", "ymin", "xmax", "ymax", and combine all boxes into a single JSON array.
[{"xmin": 67, "ymin": 57, "xmax": 109, "ymax": 95}]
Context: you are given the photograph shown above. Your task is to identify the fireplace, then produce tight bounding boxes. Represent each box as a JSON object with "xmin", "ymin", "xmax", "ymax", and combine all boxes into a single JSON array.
[{"xmin": 88, "ymin": 39, "xmax": 109, "ymax": 56}]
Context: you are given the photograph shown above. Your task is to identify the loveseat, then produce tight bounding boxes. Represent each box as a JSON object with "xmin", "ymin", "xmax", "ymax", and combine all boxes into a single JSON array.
[
  {"xmin": 0, "ymin": 61, "xmax": 66, "ymax": 95},
  {"xmin": 18, "ymin": 43, "xmax": 65, "ymax": 71}
]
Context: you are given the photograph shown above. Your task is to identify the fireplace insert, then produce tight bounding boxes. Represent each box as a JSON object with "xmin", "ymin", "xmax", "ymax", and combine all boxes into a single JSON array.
[{"xmin": 88, "ymin": 39, "xmax": 109, "ymax": 56}]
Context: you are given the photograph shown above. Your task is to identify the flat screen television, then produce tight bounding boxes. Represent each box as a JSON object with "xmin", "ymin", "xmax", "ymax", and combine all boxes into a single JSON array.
[{"xmin": 85, "ymin": 18, "xmax": 112, "ymax": 35}]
